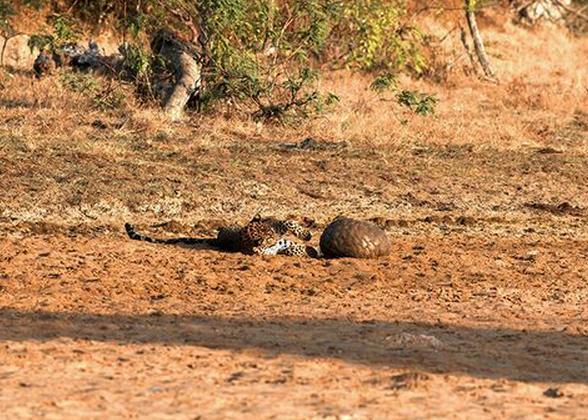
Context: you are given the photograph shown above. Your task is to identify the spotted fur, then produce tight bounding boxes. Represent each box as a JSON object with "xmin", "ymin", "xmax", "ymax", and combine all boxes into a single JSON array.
[{"xmin": 125, "ymin": 215, "xmax": 316, "ymax": 257}]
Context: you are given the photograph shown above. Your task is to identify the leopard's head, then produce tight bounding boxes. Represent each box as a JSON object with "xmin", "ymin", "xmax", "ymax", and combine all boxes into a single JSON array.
[{"xmin": 241, "ymin": 215, "xmax": 280, "ymax": 248}]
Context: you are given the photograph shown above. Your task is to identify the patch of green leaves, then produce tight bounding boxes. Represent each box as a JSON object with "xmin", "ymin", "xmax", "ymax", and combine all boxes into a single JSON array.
[
  {"xmin": 119, "ymin": 42, "xmax": 160, "ymax": 100},
  {"xmin": 370, "ymin": 73, "xmax": 398, "ymax": 93},
  {"xmin": 28, "ymin": 14, "xmax": 80, "ymax": 53},
  {"xmin": 396, "ymin": 90, "xmax": 438, "ymax": 116},
  {"xmin": 250, "ymin": 67, "xmax": 338, "ymax": 122},
  {"xmin": 60, "ymin": 72, "xmax": 100, "ymax": 94},
  {"xmin": 10, "ymin": 0, "xmax": 432, "ymax": 121},
  {"xmin": 331, "ymin": 0, "xmax": 426, "ymax": 73},
  {"xmin": 60, "ymin": 72, "xmax": 126, "ymax": 111}
]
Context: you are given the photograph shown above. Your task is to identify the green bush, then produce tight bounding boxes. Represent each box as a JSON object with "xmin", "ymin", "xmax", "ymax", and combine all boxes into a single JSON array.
[
  {"xmin": 396, "ymin": 90, "xmax": 438, "ymax": 116},
  {"xmin": 28, "ymin": 14, "xmax": 81, "ymax": 53},
  {"xmin": 14, "ymin": 0, "xmax": 428, "ymax": 120},
  {"xmin": 60, "ymin": 72, "xmax": 126, "ymax": 110},
  {"xmin": 330, "ymin": 1, "xmax": 426, "ymax": 73},
  {"xmin": 153, "ymin": 0, "xmax": 425, "ymax": 118}
]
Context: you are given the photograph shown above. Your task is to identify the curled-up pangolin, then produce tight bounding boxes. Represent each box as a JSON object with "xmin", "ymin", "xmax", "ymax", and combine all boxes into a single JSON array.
[{"xmin": 319, "ymin": 216, "xmax": 392, "ymax": 259}]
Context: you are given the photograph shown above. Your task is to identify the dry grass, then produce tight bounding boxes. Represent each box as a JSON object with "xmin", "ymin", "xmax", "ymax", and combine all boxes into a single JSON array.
[{"xmin": 0, "ymin": 15, "xmax": 586, "ymax": 230}]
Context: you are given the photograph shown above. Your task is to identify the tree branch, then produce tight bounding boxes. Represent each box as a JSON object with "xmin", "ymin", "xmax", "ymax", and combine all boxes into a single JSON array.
[{"xmin": 464, "ymin": 0, "xmax": 497, "ymax": 81}]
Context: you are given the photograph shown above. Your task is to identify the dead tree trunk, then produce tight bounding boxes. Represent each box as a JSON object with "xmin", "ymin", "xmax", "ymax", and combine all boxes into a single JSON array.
[
  {"xmin": 151, "ymin": 30, "xmax": 202, "ymax": 121},
  {"xmin": 459, "ymin": 26, "xmax": 481, "ymax": 78},
  {"xmin": 464, "ymin": 0, "xmax": 497, "ymax": 81}
]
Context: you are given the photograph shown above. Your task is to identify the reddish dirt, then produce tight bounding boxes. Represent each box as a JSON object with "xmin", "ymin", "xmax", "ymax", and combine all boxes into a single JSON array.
[{"xmin": 1, "ymin": 226, "xmax": 588, "ymax": 417}]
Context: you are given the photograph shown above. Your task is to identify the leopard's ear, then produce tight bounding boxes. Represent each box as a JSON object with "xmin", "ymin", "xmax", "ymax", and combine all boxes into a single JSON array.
[{"xmin": 251, "ymin": 213, "xmax": 262, "ymax": 222}]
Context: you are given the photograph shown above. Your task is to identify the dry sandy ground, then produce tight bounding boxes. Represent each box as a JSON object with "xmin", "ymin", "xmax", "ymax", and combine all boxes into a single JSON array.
[
  {"xmin": 1, "ymin": 130, "xmax": 588, "ymax": 418},
  {"xmin": 0, "ymin": 232, "xmax": 587, "ymax": 418}
]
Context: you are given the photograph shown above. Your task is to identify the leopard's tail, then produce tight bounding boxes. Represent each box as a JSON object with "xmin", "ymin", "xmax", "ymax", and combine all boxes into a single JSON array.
[{"xmin": 124, "ymin": 223, "xmax": 216, "ymax": 246}]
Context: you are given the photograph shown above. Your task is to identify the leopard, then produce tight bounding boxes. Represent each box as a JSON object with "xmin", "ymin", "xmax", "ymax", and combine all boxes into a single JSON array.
[{"xmin": 125, "ymin": 214, "xmax": 318, "ymax": 257}]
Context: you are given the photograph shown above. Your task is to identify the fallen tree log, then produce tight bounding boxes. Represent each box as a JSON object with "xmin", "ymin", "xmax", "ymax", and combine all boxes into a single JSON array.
[{"xmin": 150, "ymin": 30, "xmax": 202, "ymax": 121}]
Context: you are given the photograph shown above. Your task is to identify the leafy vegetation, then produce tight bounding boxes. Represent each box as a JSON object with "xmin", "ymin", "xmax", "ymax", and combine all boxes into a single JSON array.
[
  {"xmin": 396, "ymin": 90, "xmax": 438, "ymax": 115},
  {"xmin": 330, "ymin": 0, "xmax": 426, "ymax": 72},
  {"xmin": 28, "ymin": 14, "xmax": 81, "ymax": 53},
  {"xmin": 8, "ymin": 0, "xmax": 434, "ymax": 121},
  {"xmin": 370, "ymin": 72, "xmax": 437, "ymax": 116},
  {"xmin": 118, "ymin": 42, "xmax": 161, "ymax": 102},
  {"xmin": 60, "ymin": 72, "xmax": 127, "ymax": 110},
  {"xmin": 370, "ymin": 73, "xmax": 398, "ymax": 93}
]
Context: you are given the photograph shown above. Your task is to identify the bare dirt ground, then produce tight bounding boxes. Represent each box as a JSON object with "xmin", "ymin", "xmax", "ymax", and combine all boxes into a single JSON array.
[
  {"xmin": 1, "ymin": 16, "xmax": 588, "ymax": 418},
  {"xmin": 1, "ymin": 233, "xmax": 588, "ymax": 418},
  {"xmin": 1, "ymin": 129, "xmax": 588, "ymax": 418}
]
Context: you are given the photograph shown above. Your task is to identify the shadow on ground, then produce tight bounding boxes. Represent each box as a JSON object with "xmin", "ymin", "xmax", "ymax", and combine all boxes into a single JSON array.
[{"xmin": 1, "ymin": 308, "xmax": 586, "ymax": 384}]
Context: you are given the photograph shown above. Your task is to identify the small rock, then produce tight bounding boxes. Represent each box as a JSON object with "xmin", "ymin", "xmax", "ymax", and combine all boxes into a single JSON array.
[
  {"xmin": 514, "ymin": 250, "xmax": 539, "ymax": 262},
  {"xmin": 0, "ymin": 35, "xmax": 38, "ymax": 69},
  {"xmin": 535, "ymin": 147, "xmax": 563, "ymax": 154}
]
